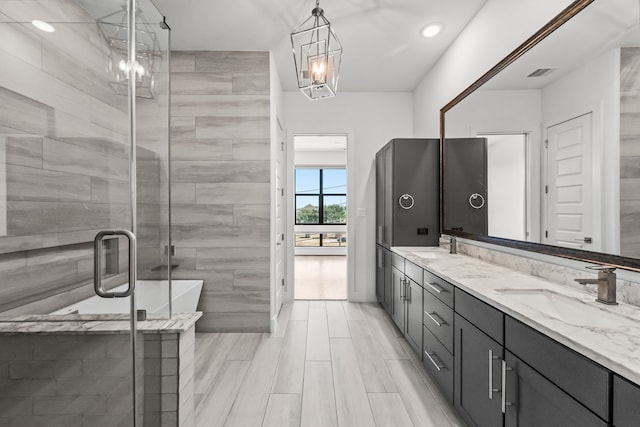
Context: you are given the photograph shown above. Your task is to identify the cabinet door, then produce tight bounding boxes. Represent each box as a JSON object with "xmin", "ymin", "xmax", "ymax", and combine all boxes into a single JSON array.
[
  {"xmin": 504, "ymin": 351, "xmax": 608, "ymax": 427},
  {"xmin": 391, "ymin": 267, "xmax": 405, "ymax": 332},
  {"xmin": 376, "ymin": 246, "xmax": 384, "ymax": 304},
  {"xmin": 443, "ymin": 137, "xmax": 488, "ymax": 235},
  {"xmin": 383, "ymin": 248, "xmax": 393, "ymax": 313},
  {"xmin": 404, "ymin": 279, "xmax": 423, "ymax": 356},
  {"xmin": 613, "ymin": 374, "xmax": 640, "ymax": 427},
  {"xmin": 375, "ymin": 151, "xmax": 385, "ymax": 246},
  {"xmin": 384, "ymin": 144, "xmax": 393, "ymax": 246},
  {"xmin": 455, "ymin": 314, "xmax": 503, "ymax": 427}
]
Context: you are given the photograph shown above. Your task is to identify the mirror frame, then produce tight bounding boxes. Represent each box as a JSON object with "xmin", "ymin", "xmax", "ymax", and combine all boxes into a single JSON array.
[{"xmin": 440, "ymin": 0, "xmax": 640, "ymax": 273}]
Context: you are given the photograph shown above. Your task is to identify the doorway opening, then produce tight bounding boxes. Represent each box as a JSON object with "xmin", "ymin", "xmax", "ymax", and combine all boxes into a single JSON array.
[
  {"xmin": 293, "ymin": 134, "xmax": 348, "ymax": 300},
  {"xmin": 483, "ymin": 133, "xmax": 528, "ymax": 241}
]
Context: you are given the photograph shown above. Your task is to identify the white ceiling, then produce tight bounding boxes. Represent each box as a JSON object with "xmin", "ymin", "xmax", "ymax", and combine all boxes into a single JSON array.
[
  {"xmin": 152, "ymin": 0, "xmax": 486, "ymax": 92},
  {"xmin": 482, "ymin": 0, "xmax": 639, "ymax": 91}
]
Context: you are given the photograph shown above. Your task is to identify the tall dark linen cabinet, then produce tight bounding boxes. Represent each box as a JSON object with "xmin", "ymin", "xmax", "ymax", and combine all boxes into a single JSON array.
[{"xmin": 375, "ymin": 138, "xmax": 440, "ymax": 312}]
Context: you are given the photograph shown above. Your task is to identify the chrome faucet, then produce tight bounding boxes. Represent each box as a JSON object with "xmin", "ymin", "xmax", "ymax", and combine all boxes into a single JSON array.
[
  {"xmin": 449, "ymin": 236, "xmax": 457, "ymax": 254},
  {"xmin": 574, "ymin": 266, "xmax": 618, "ymax": 305}
]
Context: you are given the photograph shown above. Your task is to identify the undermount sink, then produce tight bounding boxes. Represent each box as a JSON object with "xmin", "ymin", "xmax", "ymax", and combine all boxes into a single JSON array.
[{"xmin": 494, "ymin": 288, "xmax": 640, "ymax": 329}]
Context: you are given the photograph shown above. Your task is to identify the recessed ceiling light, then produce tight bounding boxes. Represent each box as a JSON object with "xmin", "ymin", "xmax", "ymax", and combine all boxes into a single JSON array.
[
  {"xmin": 421, "ymin": 23, "xmax": 442, "ymax": 38},
  {"xmin": 32, "ymin": 20, "xmax": 55, "ymax": 33}
]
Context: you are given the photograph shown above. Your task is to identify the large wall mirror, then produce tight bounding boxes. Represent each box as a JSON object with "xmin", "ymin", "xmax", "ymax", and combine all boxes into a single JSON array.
[{"xmin": 442, "ymin": 0, "xmax": 640, "ymax": 271}]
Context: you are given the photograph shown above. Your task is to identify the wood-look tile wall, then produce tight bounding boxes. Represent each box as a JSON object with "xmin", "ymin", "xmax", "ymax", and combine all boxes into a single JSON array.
[
  {"xmin": 0, "ymin": 3, "xmax": 169, "ymax": 313},
  {"xmin": 620, "ymin": 47, "xmax": 640, "ymax": 258},
  {"xmin": 170, "ymin": 51, "xmax": 271, "ymax": 332}
]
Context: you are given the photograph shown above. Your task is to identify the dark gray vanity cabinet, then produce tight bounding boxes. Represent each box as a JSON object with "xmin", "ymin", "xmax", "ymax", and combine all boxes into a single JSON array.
[
  {"xmin": 384, "ymin": 254, "xmax": 424, "ymax": 357},
  {"xmin": 404, "ymin": 276, "xmax": 423, "ymax": 356},
  {"xmin": 443, "ymin": 137, "xmax": 488, "ymax": 235},
  {"xmin": 503, "ymin": 351, "xmax": 608, "ymax": 427},
  {"xmin": 613, "ymin": 374, "xmax": 640, "ymax": 427},
  {"xmin": 454, "ymin": 296, "xmax": 504, "ymax": 427},
  {"xmin": 376, "ymin": 246, "xmax": 392, "ymax": 312},
  {"xmin": 391, "ymin": 265, "xmax": 406, "ymax": 332},
  {"xmin": 422, "ymin": 269, "xmax": 455, "ymax": 402},
  {"xmin": 505, "ymin": 316, "xmax": 611, "ymax": 422},
  {"xmin": 375, "ymin": 138, "xmax": 440, "ymax": 249}
]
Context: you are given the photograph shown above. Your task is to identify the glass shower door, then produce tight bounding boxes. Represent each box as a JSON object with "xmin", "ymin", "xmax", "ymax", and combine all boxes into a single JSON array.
[{"xmin": 0, "ymin": 0, "xmax": 170, "ymax": 425}]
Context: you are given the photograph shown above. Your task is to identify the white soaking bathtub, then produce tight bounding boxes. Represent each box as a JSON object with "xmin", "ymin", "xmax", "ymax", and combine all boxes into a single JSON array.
[{"xmin": 51, "ymin": 280, "xmax": 203, "ymax": 315}]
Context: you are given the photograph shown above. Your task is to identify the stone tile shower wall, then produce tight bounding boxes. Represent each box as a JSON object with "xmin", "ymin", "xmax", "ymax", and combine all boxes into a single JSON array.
[
  {"xmin": 0, "ymin": 3, "xmax": 169, "ymax": 314},
  {"xmin": 170, "ymin": 51, "xmax": 271, "ymax": 332},
  {"xmin": 0, "ymin": 4, "xmax": 131, "ymax": 314},
  {"xmin": 620, "ymin": 47, "xmax": 640, "ymax": 258}
]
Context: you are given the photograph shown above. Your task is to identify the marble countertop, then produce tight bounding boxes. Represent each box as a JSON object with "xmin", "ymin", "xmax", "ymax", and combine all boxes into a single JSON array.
[
  {"xmin": 392, "ymin": 246, "xmax": 640, "ymax": 386},
  {"xmin": 0, "ymin": 312, "xmax": 202, "ymax": 335}
]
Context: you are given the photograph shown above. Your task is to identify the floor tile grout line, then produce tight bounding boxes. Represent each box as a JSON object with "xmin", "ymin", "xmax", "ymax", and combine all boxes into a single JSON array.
[{"xmin": 261, "ymin": 335, "xmax": 286, "ymax": 427}]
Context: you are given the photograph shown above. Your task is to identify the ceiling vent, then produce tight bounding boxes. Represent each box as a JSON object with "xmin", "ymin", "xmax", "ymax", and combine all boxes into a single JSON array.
[{"xmin": 527, "ymin": 68, "xmax": 556, "ymax": 78}]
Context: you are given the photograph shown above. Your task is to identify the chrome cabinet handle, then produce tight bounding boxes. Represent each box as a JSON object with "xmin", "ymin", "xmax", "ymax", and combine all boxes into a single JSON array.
[
  {"xmin": 502, "ymin": 360, "xmax": 514, "ymax": 413},
  {"xmin": 426, "ymin": 282, "xmax": 446, "ymax": 294},
  {"xmin": 424, "ymin": 351, "xmax": 446, "ymax": 371},
  {"xmin": 94, "ymin": 229, "xmax": 136, "ymax": 298},
  {"xmin": 488, "ymin": 350, "xmax": 500, "ymax": 399},
  {"xmin": 398, "ymin": 194, "xmax": 415, "ymax": 210},
  {"xmin": 425, "ymin": 311, "xmax": 445, "ymax": 327},
  {"xmin": 469, "ymin": 193, "xmax": 485, "ymax": 209},
  {"xmin": 406, "ymin": 281, "xmax": 411, "ymax": 302}
]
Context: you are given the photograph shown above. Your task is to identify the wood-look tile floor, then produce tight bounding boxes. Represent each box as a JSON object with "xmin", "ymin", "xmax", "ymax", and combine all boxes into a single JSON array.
[
  {"xmin": 194, "ymin": 301, "xmax": 466, "ymax": 427},
  {"xmin": 294, "ymin": 256, "xmax": 347, "ymax": 300}
]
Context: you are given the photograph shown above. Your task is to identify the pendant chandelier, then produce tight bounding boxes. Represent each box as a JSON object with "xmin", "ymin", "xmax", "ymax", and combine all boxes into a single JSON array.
[
  {"xmin": 97, "ymin": 6, "xmax": 162, "ymax": 99},
  {"xmin": 290, "ymin": 0, "xmax": 343, "ymax": 100}
]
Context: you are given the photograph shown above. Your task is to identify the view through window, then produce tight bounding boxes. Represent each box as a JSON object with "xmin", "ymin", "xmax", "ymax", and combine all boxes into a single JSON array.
[{"xmin": 295, "ymin": 168, "xmax": 346, "ymax": 247}]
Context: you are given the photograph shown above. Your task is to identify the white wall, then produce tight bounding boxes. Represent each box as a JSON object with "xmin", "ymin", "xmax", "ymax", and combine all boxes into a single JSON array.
[
  {"xmin": 284, "ymin": 92, "xmax": 414, "ymax": 302},
  {"xmin": 541, "ymin": 48, "xmax": 620, "ymax": 254},
  {"xmin": 413, "ymin": 0, "xmax": 575, "ymax": 136}
]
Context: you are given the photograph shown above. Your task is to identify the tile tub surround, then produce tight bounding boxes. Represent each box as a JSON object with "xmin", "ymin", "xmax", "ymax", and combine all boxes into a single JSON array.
[
  {"xmin": 170, "ymin": 51, "xmax": 271, "ymax": 332},
  {"xmin": 0, "ymin": 313, "xmax": 199, "ymax": 427},
  {"xmin": 392, "ymin": 246, "xmax": 640, "ymax": 387}
]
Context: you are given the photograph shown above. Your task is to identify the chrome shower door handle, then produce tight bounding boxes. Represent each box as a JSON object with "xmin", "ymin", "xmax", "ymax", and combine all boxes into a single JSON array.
[{"xmin": 94, "ymin": 230, "xmax": 137, "ymax": 298}]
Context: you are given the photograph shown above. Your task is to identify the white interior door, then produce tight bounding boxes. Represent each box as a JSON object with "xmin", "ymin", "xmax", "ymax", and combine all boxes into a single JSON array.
[
  {"xmin": 275, "ymin": 124, "xmax": 286, "ymax": 316},
  {"xmin": 545, "ymin": 113, "xmax": 593, "ymax": 249}
]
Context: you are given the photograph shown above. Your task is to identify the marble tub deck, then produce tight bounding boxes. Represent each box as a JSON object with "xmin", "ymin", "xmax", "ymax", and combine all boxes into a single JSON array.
[
  {"xmin": 0, "ymin": 312, "xmax": 202, "ymax": 334},
  {"xmin": 392, "ymin": 246, "xmax": 640, "ymax": 387}
]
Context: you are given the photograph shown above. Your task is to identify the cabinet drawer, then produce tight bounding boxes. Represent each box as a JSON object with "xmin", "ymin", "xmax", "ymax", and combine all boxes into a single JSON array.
[
  {"xmin": 423, "ymin": 291, "xmax": 454, "ymax": 354},
  {"xmin": 505, "ymin": 316, "xmax": 610, "ymax": 421},
  {"xmin": 392, "ymin": 253, "xmax": 405, "ymax": 272},
  {"xmin": 423, "ymin": 326, "xmax": 453, "ymax": 403},
  {"xmin": 455, "ymin": 288, "xmax": 503, "ymax": 345},
  {"xmin": 405, "ymin": 260, "xmax": 423, "ymax": 285},
  {"xmin": 423, "ymin": 269, "xmax": 454, "ymax": 308},
  {"xmin": 614, "ymin": 374, "xmax": 640, "ymax": 427}
]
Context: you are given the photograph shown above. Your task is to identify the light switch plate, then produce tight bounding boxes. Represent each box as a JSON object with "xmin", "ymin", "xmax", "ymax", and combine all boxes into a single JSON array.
[{"xmin": 357, "ymin": 208, "xmax": 366, "ymax": 217}]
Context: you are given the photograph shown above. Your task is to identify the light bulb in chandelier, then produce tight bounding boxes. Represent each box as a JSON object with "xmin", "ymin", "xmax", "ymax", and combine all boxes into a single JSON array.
[{"xmin": 311, "ymin": 59, "xmax": 327, "ymax": 84}]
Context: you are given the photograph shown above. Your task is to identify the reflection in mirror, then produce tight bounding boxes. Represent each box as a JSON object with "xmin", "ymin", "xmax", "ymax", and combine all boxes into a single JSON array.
[{"xmin": 443, "ymin": 0, "xmax": 640, "ymax": 260}]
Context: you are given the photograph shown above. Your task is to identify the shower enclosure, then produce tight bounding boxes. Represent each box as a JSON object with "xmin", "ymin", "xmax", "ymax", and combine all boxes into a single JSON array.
[{"xmin": 0, "ymin": 0, "xmax": 176, "ymax": 425}]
